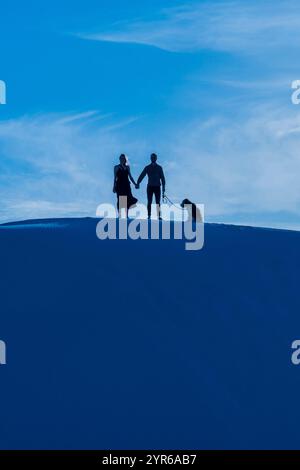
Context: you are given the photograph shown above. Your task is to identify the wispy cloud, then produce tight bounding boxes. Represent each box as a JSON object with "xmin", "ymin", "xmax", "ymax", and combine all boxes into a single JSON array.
[
  {"xmin": 0, "ymin": 112, "xmax": 144, "ymax": 223},
  {"xmin": 79, "ymin": 1, "xmax": 300, "ymax": 54},
  {"xmin": 209, "ymin": 78, "xmax": 291, "ymax": 91},
  {"xmin": 164, "ymin": 102, "xmax": 300, "ymax": 222},
  {"xmin": 1, "ymin": 102, "xmax": 300, "ymax": 229}
]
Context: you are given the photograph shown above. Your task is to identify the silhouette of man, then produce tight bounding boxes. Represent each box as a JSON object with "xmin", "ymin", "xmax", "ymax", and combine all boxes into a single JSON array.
[{"xmin": 136, "ymin": 153, "xmax": 166, "ymax": 219}]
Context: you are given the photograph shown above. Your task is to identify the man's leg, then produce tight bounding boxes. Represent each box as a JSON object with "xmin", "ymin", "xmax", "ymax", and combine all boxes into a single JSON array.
[
  {"xmin": 154, "ymin": 186, "xmax": 161, "ymax": 218},
  {"xmin": 147, "ymin": 186, "xmax": 154, "ymax": 218}
]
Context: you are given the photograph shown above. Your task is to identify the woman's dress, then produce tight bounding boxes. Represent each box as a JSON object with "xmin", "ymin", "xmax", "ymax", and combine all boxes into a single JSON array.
[{"xmin": 115, "ymin": 165, "xmax": 138, "ymax": 210}]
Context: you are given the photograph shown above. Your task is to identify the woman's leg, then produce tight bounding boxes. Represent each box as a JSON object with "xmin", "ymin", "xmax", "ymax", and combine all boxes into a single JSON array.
[{"xmin": 118, "ymin": 194, "xmax": 128, "ymax": 218}]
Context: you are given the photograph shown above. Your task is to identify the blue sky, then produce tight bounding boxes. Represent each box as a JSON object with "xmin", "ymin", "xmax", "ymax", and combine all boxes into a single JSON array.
[{"xmin": 1, "ymin": 0, "xmax": 300, "ymax": 228}]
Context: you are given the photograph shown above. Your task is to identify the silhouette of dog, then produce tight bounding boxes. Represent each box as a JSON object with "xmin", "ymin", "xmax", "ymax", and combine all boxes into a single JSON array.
[{"xmin": 181, "ymin": 199, "xmax": 203, "ymax": 223}]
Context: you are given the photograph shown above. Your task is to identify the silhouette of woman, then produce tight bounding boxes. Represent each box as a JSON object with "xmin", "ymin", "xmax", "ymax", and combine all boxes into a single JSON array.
[{"xmin": 113, "ymin": 154, "xmax": 138, "ymax": 216}]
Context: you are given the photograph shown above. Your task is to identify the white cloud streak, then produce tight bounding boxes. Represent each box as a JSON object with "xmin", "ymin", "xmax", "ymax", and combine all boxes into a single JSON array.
[
  {"xmin": 79, "ymin": 1, "xmax": 300, "ymax": 54},
  {"xmin": 165, "ymin": 103, "xmax": 300, "ymax": 221},
  {"xmin": 1, "ymin": 103, "xmax": 300, "ymax": 229},
  {"xmin": 0, "ymin": 112, "xmax": 144, "ymax": 223}
]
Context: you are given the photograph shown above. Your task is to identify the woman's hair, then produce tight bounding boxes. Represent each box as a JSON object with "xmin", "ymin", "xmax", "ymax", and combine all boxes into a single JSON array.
[{"xmin": 119, "ymin": 154, "xmax": 128, "ymax": 165}]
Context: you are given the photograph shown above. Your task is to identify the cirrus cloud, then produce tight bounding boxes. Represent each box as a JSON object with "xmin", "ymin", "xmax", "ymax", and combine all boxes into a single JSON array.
[{"xmin": 79, "ymin": 1, "xmax": 300, "ymax": 54}]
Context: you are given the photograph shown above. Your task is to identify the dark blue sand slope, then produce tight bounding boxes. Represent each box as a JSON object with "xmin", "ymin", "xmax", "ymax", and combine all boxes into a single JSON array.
[{"xmin": 1, "ymin": 218, "xmax": 300, "ymax": 450}]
